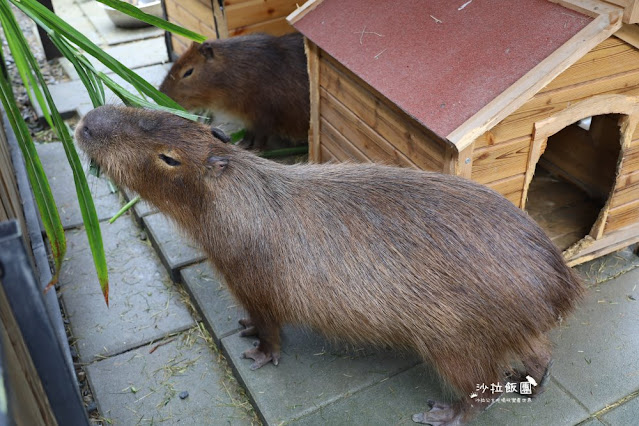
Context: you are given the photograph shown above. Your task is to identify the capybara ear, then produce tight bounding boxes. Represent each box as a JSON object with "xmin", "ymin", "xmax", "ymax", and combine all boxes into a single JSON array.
[
  {"xmin": 207, "ymin": 155, "xmax": 229, "ymax": 177},
  {"xmin": 199, "ymin": 41, "xmax": 215, "ymax": 59},
  {"xmin": 211, "ymin": 127, "xmax": 230, "ymax": 143}
]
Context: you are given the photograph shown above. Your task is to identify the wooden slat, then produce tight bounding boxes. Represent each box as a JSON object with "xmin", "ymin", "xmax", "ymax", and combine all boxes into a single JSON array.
[
  {"xmin": 306, "ymin": 39, "xmax": 320, "ymax": 163},
  {"xmin": 319, "ymin": 118, "xmax": 370, "ymax": 163},
  {"xmin": 614, "ymin": 22, "xmax": 639, "ymax": 47},
  {"xmin": 320, "ymin": 88, "xmax": 418, "ymax": 169},
  {"xmin": 549, "ymin": 0, "xmax": 623, "ymax": 18},
  {"xmin": 287, "ymin": 0, "xmax": 325, "ymax": 25},
  {"xmin": 225, "ymin": 0, "xmax": 299, "ymax": 30},
  {"xmin": 610, "ymin": 169, "xmax": 639, "ymax": 207},
  {"xmin": 0, "ymin": 112, "xmax": 30, "ymax": 254},
  {"xmin": 487, "ymin": 174, "xmax": 526, "ymax": 207},
  {"xmin": 627, "ymin": 1, "xmax": 639, "ymax": 22},
  {"xmin": 632, "ymin": 118, "xmax": 639, "ymax": 140},
  {"xmin": 540, "ymin": 37, "xmax": 639, "ymax": 92},
  {"xmin": 228, "ymin": 16, "xmax": 295, "ymax": 36},
  {"xmin": 448, "ymin": 12, "xmax": 622, "ymax": 150},
  {"xmin": 566, "ymin": 221, "xmax": 639, "ymax": 265},
  {"xmin": 474, "ymin": 71, "xmax": 639, "ymax": 149},
  {"xmin": 607, "ymin": 0, "xmax": 632, "ymax": 8},
  {"xmin": 165, "ymin": 0, "xmax": 217, "ymax": 39},
  {"xmin": 471, "ymin": 137, "xmax": 531, "ymax": 184},
  {"xmin": 170, "ymin": 34, "xmax": 192, "ymax": 56},
  {"xmin": 224, "ymin": 0, "xmax": 253, "ymax": 6},
  {"xmin": 319, "ymin": 55, "xmax": 446, "ymax": 170},
  {"xmin": 618, "ymin": 143, "xmax": 639, "ymax": 174},
  {"xmin": 605, "ymin": 196, "xmax": 639, "ymax": 231},
  {"xmin": 320, "ymin": 144, "xmax": 337, "ymax": 162}
]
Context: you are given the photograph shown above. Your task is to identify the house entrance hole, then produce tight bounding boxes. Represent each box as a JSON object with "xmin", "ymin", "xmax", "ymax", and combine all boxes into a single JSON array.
[{"xmin": 525, "ymin": 114, "xmax": 622, "ymax": 250}]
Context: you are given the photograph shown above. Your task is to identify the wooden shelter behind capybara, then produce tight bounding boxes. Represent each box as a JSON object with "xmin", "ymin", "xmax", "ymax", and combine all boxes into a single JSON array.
[
  {"xmin": 163, "ymin": 0, "xmax": 301, "ymax": 58},
  {"xmin": 288, "ymin": 0, "xmax": 639, "ymax": 265}
]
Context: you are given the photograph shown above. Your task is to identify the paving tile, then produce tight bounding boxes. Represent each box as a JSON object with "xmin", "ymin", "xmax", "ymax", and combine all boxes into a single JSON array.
[
  {"xmin": 472, "ymin": 379, "xmax": 589, "ymax": 426},
  {"xmin": 142, "ymin": 213, "xmax": 207, "ymax": 281},
  {"xmin": 575, "ymin": 245, "xmax": 639, "ymax": 287},
  {"xmin": 292, "ymin": 367, "xmax": 588, "ymax": 426},
  {"xmin": 88, "ymin": 38, "xmax": 168, "ymax": 73},
  {"xmin": 86, "ymin": 329, "xmax": 255, "ymax": 425},
  {"xmin": 222, "ymin": 327, "xmax": 421, "ymax": 425},
  {"xmin": 36, "ymin": 142, "xmax": 121, "ymax": 229},
  {"xmin": 549, "ymin": 267, "xmax": 639, "ymax": 413},
  {"xmin": 79, "ymin": 0, "xmax": 163, "ymax": 47},
  {"xmin": 290, "ymin": 363, "xmax": 445, "ymax": 425},
  {"xmin": 53, "ymin": 0, "xmax": 102, "ymax": 45},
  {"xmin": 37, "ymin": 63, "xmax": 172, "ymax": 119},
  {"xmin": 601, "ymin": 395, "xmax": 639, "ymax": 425},
  {"xmin": 59, "ymin": 215, "xmax": 195, "ymax": 362},
  {"xmin": 180, "ymin": 263, "xmax": 245, "ymax": 343}
]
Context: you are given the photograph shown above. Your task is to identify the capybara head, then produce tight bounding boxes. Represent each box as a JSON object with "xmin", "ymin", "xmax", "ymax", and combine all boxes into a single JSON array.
[
  {"xmin": 159, "ymin": 37, "xmax": 253, "ymax": 112},
  {"xmin": 75, "ymin": 106, "xmax": 231, "ymax": 209}
]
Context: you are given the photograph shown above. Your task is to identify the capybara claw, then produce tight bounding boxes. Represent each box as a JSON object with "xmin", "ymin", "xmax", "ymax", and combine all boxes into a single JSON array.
[
  {"xmin": 242, "ymin": 347, "xmax": 274, "ymax": 370},
  {"xmin": 240, "ymin": 326, "xmax": 258, "ymax": 337}
]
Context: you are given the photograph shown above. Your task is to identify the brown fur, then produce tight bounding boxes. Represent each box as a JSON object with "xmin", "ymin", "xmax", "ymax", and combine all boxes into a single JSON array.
[
  {"xmin": 159, "ymin": 33, "xmax": 309, "ymax": 149},
  {"xmin": 76, "ymin": 106, "xmax": 583, "ymax": 425}
]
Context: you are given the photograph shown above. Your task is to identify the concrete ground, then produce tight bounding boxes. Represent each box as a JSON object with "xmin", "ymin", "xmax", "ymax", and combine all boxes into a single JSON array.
[{"xmin": 38, "ymin": 0, "xmax": 639, "ymax": 424}]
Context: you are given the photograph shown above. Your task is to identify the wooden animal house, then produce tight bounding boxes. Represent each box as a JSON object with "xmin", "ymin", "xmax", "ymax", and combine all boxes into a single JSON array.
[
  {"xmin": 289, "ymin": 0, "xmax": 639, "ymax": 265},
  {"xmin": 163, "ymin": 0, "xmax": 300, "ymax": 57}
]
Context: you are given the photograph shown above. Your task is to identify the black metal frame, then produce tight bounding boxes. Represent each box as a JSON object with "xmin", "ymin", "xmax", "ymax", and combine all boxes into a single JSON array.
[{"xmin": 0, "ymin": 220, "xmax": 88, "ymax": 425}]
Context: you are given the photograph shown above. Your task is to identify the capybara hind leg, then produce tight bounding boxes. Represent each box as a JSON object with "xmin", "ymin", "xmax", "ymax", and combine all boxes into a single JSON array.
[
  {"xmin": 515, "ymin": 338, "xmax": 553, "ymax": 398},
  {"xmin": 241, "ymin": 320, "xmax": 281, "ymax": 370},
  {"xmin": 414, "ymin": 353, "xmax": 502, "ymax": 424}
]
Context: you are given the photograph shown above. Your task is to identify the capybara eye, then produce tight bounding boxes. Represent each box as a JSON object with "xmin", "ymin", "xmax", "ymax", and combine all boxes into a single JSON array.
[
  {"xmin": 182, "ymin": 68, "xmax": 194, "ymax": 78},
  {"xmin": 159, "ymin": 153, "xmax": 181, "ymax": 166}
]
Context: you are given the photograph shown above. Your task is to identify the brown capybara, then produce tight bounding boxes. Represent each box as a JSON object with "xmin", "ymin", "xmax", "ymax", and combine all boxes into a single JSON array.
[
  {"xmin": 75, "ymin": 106, "xmax": 583, "ymax": 425},
  {"xmin": 159, "ymin": 33, "xmax": 309, "ymax": 151}
]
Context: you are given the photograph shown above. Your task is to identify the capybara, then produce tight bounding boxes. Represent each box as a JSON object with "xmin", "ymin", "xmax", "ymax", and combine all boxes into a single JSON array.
[
  {"xmin": 75, "ymin": 106, "xmax": 583, "ymax": 425},
  {"xmin": 159, "ymin": 33, "xmax": 310, "ymax": 150}
]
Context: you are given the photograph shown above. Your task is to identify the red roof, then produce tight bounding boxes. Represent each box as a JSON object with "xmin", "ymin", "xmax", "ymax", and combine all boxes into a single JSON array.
[{"xmin": 293, "ymin": 0, "xmax": 592, "ymax": 139}]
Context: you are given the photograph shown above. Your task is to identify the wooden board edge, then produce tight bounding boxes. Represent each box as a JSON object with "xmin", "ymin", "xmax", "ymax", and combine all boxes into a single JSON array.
[
  {"xmin": 549, "ymin": 0, "xmax": 622, "ymax": 18},
  {"xmin": 287, "ymin": 0, "xmax": 324, "ymax": 26},
  {"xmin": 565, "ymin": 221, "xmax": 639, "ymax": 265},
  {"xmin": 533, "ymin": 93, "xmax": 639, "ymax": 140},
  {"xmin": 447, "ymin": 12, "xmax": 623, "ymax": 151},
  {"xmin": 627, "ymin": 1, "xmax": 639, "ymax": 23},
  {"xmin": 614, "ymin": 22, "xmax": 639, "ymax": 49},
  {"xmin": 305, "ymin": 38, "xmax": 321, "ymax": 163},
  {"xmin": 443, "ymin": 143, "xmax": 474, "ymax": 178},
  {"xmin": 212, "ymin": 0, "xmax": 228, "ymax": 39}
]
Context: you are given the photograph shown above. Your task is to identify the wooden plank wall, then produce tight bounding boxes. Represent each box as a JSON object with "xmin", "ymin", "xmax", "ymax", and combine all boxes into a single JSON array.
[
  {"xmin": 164, "ymin": 0, "xmax": 218, "ymax": 56},
  {"xmin": 316, "ymin": 52, "xmax": 448, "ymax": 172},
  {"xmin": 471, "ymin": 36, "xmax": 639, "ymax": 209},
  {"xmin": 164, "ymin": 0, "xmax": 299, "ymax": 55},
  {"xmin": 0, "ymin": 116, "xmax": 30, "ymax": 253},
  {"xmin": 224, "ymin": 0, "xmax": 298, "ymax": 37},
  {"xmin": 605, "ymin": 115, "xmax": 639, "ymax": 232}
]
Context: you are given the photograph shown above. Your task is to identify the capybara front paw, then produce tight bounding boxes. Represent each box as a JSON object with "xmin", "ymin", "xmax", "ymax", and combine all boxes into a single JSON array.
[
  {"xmin": 412, "ymin": 401, "xmax": 463, "ymax": 426},
  {"xmin": 241, "ymin": 347, "xmax": 279, "ymax": 370}
]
